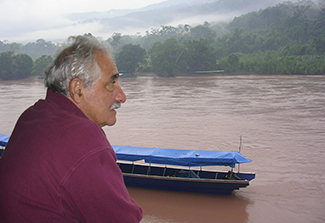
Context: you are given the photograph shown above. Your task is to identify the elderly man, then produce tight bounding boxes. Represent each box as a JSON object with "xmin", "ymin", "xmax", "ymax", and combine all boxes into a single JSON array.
[{"xmin": 0, "ymin": 35, "xmax": 142, "ymax": 222}]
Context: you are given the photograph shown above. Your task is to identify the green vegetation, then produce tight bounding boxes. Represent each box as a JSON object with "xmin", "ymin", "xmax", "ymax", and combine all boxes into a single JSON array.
[
  {"xmin": 108, "ymin": 0, "xmax": 325, "ymax": 76},
  {"xmin": 0, "ymin": 52, "xmax": 33, "ymax": 80},
  {"xmin": 0, "ymin": 0, "xmax": 324, "ymax": 79},
  {"xmin": 0, "ymin": 39, "xmax": 56, "ymax": 80},
  {"xmin": 0, "ymin": 51, "xmax": 52, "ymax": 80},
  {"xmin": 31, "ymin": 55, "xmax": 53, "ymax": 76},
  {"xmin": 115, "ymin": 44, "xmax": 147, "ymax": 73},
  {"xmin": 148, "ymin": 38, "xmax": 217, "ymax": 76}
]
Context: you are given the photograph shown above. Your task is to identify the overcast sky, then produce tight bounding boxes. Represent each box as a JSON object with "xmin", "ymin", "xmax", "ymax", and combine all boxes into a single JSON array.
[{"xmin": 0, "ymin": 0, "xmax": 166, "ymax": 43}]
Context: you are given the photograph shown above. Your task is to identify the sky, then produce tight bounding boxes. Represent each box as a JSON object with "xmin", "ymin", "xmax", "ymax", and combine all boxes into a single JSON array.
[{"xmin": 0, "ymin": 0, "xmax": 166, "ymax": 43}]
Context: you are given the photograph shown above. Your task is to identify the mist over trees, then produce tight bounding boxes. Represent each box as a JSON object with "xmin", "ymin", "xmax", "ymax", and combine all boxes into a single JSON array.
[
  {"xmin": 0, "ymin": 0, "xmax": 324, "ymax": 80},
  {"xmin": 109, "ymin": 0, "xmax": 325, "ymax": 76},
  {"xmin": 0, "ymin": 39, "xmax": 56, "ymax": 80}
]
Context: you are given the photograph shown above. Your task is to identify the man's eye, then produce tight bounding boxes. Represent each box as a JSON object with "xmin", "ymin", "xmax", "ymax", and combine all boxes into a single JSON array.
[
  {"xmin": 106, "ymin": 82, "xmax": 115, "ymax": 92},
  {"xmin": 106, "ymin": 74, "xmax": 119, "ymax": 92}
]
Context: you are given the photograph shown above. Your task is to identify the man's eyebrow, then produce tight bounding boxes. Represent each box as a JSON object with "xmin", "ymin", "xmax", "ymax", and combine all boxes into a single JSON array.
[{"xmin": 111, "ymin": 73, "xmax": 120, "ymax": 80}]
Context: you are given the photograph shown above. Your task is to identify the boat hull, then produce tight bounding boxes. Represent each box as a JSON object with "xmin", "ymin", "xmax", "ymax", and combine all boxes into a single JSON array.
[{"xmin": 118, "ymin": 162, "xmax": 255, "ymax": 195}]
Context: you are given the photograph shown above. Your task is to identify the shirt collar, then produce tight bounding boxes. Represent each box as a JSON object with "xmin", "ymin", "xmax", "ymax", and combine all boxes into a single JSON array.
[{"xmin": 45, "ymin": 88, "xmax": 88, "ymax": 119}]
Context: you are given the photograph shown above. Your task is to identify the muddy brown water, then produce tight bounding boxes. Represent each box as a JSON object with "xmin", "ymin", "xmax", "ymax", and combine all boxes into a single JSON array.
[{"xmin": 1, "ymin": 75, "xmax": 324, "ymax": 223}]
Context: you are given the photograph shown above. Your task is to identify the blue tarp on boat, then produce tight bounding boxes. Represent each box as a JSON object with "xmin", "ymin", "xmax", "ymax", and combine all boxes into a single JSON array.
[
  {"xmin": 0, "ymin": 134, "xmax": 9, "ymax": 147},
  {"xmin": 112, "ymin": 145, "xmax": 251, "ymax": 168},
  {"xmin": 112, "ymin": 145, "xmax": 157, "ymax": 162},
  {"xmin": 0, "ymin": 134, "xmax": 251, "ymax": 168}
]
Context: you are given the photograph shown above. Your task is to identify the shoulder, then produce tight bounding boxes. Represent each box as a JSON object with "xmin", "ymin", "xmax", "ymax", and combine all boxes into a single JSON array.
[{"xmin": 71, "ymin": 118, "xmax": 110, "ymax": 151}]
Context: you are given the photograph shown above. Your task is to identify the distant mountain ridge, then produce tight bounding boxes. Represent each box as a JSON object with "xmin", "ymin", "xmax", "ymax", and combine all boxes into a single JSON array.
[
  {"xmin": 67, "ymin": 0, "xmax": 293, "ymax": 36},
  {"xmin": 67, "ymin": 0, "xmax": 215, "ymax": 22}
]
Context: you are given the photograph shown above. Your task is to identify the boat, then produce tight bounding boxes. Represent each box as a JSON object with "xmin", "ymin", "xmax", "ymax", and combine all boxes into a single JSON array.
[
  {"xmin": 0, "ymin": 134, "xmax": 9, "ymax": 157},
  {"xmin": 0, "ymin": 133, "xmax": 255, "ymax": 194},
  {"xmin": 179, "ymin": 70, "xmax": 225, "ymax": 76},
  {"xmin": 119, "ymin": 71, "xmax": 137, "ymax": 78},
  {"xmin": 112, "ymin": 144, "xmax": 255, "ymax": 195}
]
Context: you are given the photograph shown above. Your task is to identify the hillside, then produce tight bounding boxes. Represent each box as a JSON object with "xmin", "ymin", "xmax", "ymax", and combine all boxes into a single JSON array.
[
  {"xmin": 74, "ymin": 0, "xmax": 288, "ymax": 36},
  {"xmin": 0, "ymin": 0, "xmax": 324, "ymax": 79}
]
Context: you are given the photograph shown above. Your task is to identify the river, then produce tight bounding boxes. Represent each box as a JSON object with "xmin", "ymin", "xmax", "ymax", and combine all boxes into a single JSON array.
[{"xmin": 0, "ymin": 75, "xmax": 324, "ymax": 223}]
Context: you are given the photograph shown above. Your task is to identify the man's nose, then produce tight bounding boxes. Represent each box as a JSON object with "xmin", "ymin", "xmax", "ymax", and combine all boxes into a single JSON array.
[{"xmin": 115, "ymin": 85, "xmax": 126, "ymax": 103}]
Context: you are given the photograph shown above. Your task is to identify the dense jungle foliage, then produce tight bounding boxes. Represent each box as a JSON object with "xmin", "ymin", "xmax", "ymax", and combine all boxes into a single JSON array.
[{"xmin": 0, "ymin": 0, "xmax": 324, "ymax": 80}]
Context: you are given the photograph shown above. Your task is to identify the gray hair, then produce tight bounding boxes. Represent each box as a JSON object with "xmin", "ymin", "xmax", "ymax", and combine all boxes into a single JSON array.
[{"xmin": 45, "ymin": 35, "xmax": 111, "ymax": 95}]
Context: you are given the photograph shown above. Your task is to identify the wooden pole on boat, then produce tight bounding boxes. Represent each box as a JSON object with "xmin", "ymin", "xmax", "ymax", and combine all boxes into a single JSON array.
[{"xmin": 238, "ymin": 135, "xmax": 243, "ymax": 173}]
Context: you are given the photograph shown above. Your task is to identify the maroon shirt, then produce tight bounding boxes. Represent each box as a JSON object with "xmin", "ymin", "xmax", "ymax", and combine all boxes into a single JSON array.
[{"xmin": 0, "ymin": 89, "xmax": 142, "ymax": 222}]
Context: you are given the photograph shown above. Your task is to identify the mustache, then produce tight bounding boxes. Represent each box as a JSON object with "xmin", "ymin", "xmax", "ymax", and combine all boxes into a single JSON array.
[{"xmin": 110, "ymin": 102, "xmax": 121, "ymax": 110}]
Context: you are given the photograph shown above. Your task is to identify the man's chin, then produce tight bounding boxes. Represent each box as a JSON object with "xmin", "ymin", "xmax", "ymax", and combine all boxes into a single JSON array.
[
  {"xmin": 99, "ymin": 111, "xmax": 117, "ymax": 127},
  {"xmin": 106, "ymin": 115, "xmax": 117, "ymax": 126},
  {"xmin": 107, "ymin": 121, "xmax": 117, "ymax": 126},
  {"xmin": 100, "ymin": 120, "xmax": 116, "ymax": 127}
]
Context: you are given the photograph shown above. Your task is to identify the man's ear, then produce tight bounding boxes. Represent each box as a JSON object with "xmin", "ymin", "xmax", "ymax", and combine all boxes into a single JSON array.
[{"xmin": 69, "ymin": 78, "xmax": 83, "ymax": 103}]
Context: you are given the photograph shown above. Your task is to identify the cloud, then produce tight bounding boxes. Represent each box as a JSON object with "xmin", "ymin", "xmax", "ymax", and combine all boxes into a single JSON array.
[
  {"xmin": 9, "ymin": 21, "xmax": 106, "ymax": 43},
  {"xmin": 0, "ymin": 0, "xmax": 166, "ymax": 43},
  {"xmin": 167, "ymin": 13, "xmax": 238, "ymax": 27}
]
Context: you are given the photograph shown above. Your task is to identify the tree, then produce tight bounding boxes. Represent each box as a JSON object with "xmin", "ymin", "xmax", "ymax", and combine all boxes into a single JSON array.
[
  {"xmin": 0, "ymin": 51, "xmax": 14, "ymax": 80},
  {"xmin": 220, "ymin": 53, "xmax": 240, "ymax": 72},
  {"xmin": 190, "ymin": 25, "xmax": 216, "ymax": 43},
  {"xmin": 184, "ymin": 39, "xmax": 217, "ymax": 72},
  {"xmin": 22, "ymin": 39, "xmax": 57, "ymax": 60},
  {"xmin": 228, "ymin": 28, "xmax": 243, "ymax": 53},
  {"xmin": 149, "ymin": 38, "xmax": 186, "ymax": 77},
  {"xmin": 0, "ymin": 52, "xmax": 33, "ymax": 80},
  {"xmin": 32, "ymin": 55, "xmax": 53, "ymax": 77},
  {"xmin": 12, "ymin": 54, "xmax": 33, "ymax": 79},
  {"xmin": 115, "ymin": 44, "xmax": 146, "ymax": 73}
]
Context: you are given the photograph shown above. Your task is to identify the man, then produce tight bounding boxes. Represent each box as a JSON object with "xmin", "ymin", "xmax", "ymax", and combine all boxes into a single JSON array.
[{"xmin": 0, "ymin": 35, "xmax": 143, "ymax": 222}]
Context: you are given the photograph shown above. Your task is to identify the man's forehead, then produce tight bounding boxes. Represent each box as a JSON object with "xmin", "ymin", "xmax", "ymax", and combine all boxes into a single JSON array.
[
  {"xmin": 94, "ymin": 50, "xmax": 111, "ymax": 63},
  {"xmin": 94, "ymin": 50, "xmax": 118, "ymax": 76}
]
